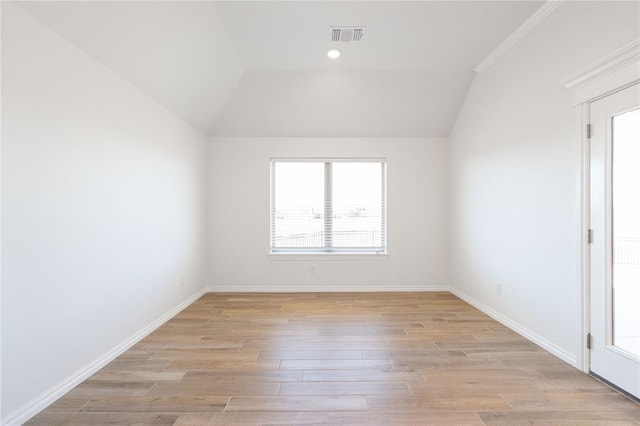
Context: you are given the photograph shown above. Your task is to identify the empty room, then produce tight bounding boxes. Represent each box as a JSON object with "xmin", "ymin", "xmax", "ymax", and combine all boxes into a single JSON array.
[{"xmin": 2, "ymin": 0, "xmax": 640, "ymax": 424}]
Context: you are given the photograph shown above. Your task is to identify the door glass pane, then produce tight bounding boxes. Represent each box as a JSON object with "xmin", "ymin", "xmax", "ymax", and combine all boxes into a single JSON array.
[{"xmin": 612, "ymin": 108, "xmax": 640, "ymax": 357}]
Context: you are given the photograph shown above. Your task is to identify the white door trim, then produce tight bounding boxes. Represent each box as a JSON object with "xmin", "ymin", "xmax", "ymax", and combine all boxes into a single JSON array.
[
  {"xmin": 561, "ymin": 39, "xmax": 640, "ymax": 104},
  {"xmin": 561, "ymin": 40, "xmax": 640, "ymax": 373}
]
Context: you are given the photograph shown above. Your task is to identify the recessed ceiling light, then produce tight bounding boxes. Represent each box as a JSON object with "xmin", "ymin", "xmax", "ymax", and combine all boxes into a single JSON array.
[{"xmin": 327, "ymin": 49, "xmax": 341, "ymax": 59}]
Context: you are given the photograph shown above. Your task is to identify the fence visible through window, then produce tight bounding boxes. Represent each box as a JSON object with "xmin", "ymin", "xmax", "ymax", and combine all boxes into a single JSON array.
[
  {"xmin": 273, "ymin": 230, "xmax": 383, "ymax": 249},
  {"xmin": 271, "ymin": 159, "xmax": 386, "ymax": 253}
]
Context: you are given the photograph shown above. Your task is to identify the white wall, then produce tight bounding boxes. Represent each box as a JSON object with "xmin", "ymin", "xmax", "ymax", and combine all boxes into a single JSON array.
[
  {"xmin": 208, "ymin": 137, "xmax": 448, "ymax": 291},
  {"xmin": 1, "ymin": 4, "xmax": 208, "ymax": 423},
  {"xmin": 448, "ymin": 1, "xmax": 640, "ymax": 365}
]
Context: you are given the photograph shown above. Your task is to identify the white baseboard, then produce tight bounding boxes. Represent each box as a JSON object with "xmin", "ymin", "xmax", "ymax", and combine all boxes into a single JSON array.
[
  {"xmin": 4, "ymin": 288, "xmax": 207, "ymax": 426},
  {"xmin": 448, "ymin": 286, "xmax": 577, "ymax": 368},
  {"xmin": 204, "ymin": 284, "xmax": 575, "ymax": 368},
  {"xmin": 206, "ymin": 284, "xmax": 450, "ymax": 293},
  {"xmin": 5, "ymin": 285, "xmax": 578, "ymax": 425}
]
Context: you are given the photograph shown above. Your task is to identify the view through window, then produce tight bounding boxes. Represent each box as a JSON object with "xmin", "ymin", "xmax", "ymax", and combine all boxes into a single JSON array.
[
  {"xmin": 612, "ymin": 108, "xmax": 640, "ymax": 357},
  {"xmin": 271, "ymin": 160, "xmax": 386, "ymax": 253}
]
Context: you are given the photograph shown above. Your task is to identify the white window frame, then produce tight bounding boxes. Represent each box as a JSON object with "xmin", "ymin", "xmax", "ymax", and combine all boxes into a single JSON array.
[{"xmin": 270, "ymin": 158, "xmax": 387, "ymax": 255}]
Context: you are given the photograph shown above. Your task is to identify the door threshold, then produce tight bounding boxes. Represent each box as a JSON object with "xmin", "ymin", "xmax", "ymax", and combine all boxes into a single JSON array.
[{"xmin": 590, "ymin": 371, "xmax": 640, "ymax": 404}]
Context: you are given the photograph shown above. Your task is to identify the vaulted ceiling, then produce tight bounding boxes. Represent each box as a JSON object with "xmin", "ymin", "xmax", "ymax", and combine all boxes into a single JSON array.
[{"xmin": 17, "ymin": 1, "xmax": 543, "ymax": 137}]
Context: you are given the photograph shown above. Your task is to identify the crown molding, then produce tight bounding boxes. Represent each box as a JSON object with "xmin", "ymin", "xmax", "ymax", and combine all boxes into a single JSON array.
[
  {"xmin": 474, "ymin": 0, "xmax": 564, "ymax": 74},
  {"xmin": 560, "ymin": 39, "xmax": 640, "ymax": 90},
  {"xmin": 560, "ymin": 39, "xmax": 639, "ymax": 105}
]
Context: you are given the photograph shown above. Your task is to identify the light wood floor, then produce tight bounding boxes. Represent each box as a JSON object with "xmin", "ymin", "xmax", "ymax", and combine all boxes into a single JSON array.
[{"xmin": 28, "ymin": 292, "xmax": 640, "ymax": 425}]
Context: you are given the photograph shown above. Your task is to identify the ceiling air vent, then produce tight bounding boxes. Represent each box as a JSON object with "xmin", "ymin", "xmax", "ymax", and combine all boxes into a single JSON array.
[{"xmin": 330, "ymin": 27, "xmax": 365, "ymax": 43}]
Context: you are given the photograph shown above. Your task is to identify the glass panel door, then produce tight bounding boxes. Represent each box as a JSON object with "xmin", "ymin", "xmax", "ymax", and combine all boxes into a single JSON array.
[
  {"xmin": 589, "ymin": 83, "xmax": 640, "ymax": 399},
  {"xmin": 612, "ymin": 108, "xmax": 640, "ymax": 358}
]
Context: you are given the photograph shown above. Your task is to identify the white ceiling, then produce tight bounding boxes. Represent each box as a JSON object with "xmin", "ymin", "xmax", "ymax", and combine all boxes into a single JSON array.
[
  {"xmin": 215, "ymin": 1, "xmax": 541, "ymax": 71},
  {"xmin": 16, "ymin": 1, "xmax": 244, "ymax": 133},
  {"xmin": 213, "ymin": 70, "xmax": 473, "ymax": 137},
  {"xmin": 16, "ymin": 1, "xmax": 544, "ymax": 137}
]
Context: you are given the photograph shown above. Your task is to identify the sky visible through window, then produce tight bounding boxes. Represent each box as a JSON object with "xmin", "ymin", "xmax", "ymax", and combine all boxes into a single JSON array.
[
  {"xmin": 613, "ymin": 108, "xmax": 640, "ymax": 239},
  {"xmin": 272, "ymin": 161, "xmax": 384, "ymax": 250},
  {"xmin": 612, "ymin": 107, "xmax": 640, "ymax": 357}
]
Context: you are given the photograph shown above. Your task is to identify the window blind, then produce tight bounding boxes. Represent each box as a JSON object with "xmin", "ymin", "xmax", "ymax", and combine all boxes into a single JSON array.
[{"xmin": 271, "ymin": 159, "xmax": 386, "ymax": 253}]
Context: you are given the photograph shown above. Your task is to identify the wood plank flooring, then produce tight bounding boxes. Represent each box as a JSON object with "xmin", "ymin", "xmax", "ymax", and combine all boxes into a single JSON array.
[{"xmin": 27, "ymin": 292, "xmax": 640, "ymax": 425}]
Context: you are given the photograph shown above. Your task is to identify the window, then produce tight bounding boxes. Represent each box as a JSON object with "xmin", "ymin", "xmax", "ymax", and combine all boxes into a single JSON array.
[{"xmin": 271, "ymin": 159, "xmax": 386, "ymax": 253}]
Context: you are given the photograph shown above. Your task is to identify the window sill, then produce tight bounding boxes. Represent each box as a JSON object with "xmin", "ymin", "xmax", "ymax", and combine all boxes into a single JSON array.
[{"xmin": 269, "ymin": 252, "xmax": 388, "ymax": 261}]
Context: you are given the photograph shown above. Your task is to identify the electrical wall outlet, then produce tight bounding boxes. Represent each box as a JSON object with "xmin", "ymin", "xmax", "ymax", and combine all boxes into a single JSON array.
[{"xmin": 496, "ymin": 282, "xmax": 502, "ymax": 295}]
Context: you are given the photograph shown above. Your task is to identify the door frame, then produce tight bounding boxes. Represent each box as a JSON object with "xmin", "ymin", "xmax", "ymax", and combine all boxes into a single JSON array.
[{"xmin": 560, "ymin": 39, "xmax": 639, "ymax": 374}]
